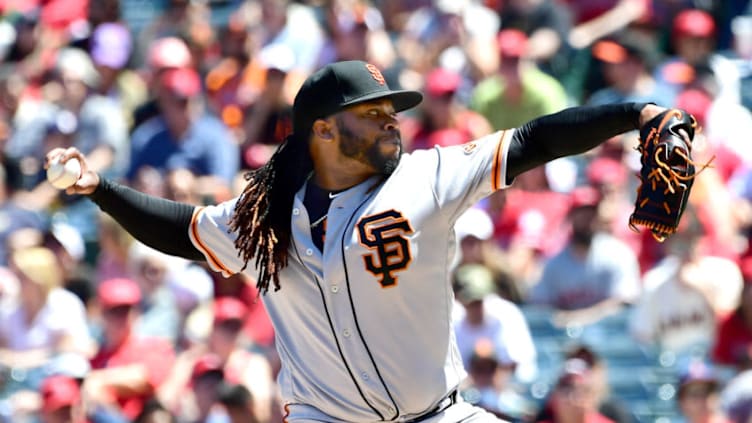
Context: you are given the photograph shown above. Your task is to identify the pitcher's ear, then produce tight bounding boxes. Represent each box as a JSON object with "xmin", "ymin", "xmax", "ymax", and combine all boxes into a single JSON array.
[{"xmin": 311, "ymin": 119, "xmax": 335, "ymax": 141}]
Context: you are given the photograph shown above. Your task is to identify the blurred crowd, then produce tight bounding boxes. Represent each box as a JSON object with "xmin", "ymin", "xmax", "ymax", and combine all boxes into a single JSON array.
[{"xmin": 1, "ymin": 0, "xmax": 752, "ymax": 422}]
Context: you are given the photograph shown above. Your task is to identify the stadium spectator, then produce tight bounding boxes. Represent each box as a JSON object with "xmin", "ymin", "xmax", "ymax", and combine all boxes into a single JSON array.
[
  {"xmin": 0, "ymin": 246, "xmax": 94, "ymax": 364},
  {"xmin": 495, "ymin": 0, "xmax": 573, "ymax": 79},
  {"xmin": 452, "ymin": 263, "xmax": 538, "ymax": 384},
  {"xmin": 459, "ymin": 337, "xmax": 533, "ymax": 421},
  {"xmin": 241, "ymin": 45, "xmax": 295, "ymax": 169},
  {"xmin": 131, "ymin": 36, "xmax": 193, "ymax": 131},
  {"xmin": 534, "ymin": 358, "xmax": 615, "ymax": 423},
  {"xmin": 471, "ymin": 29, "xmax": 568, "ymax": 132},
  {"xmin": 0, "ymin": 162, "xmax": 46, "ymax": 265},
  {"xmin": 586, "ymin": 30, "xmax": 670, "ymax": 106},
  {"xmin": 87, "ymin": 277, "xmax": 176, "ymax": 421},
  {"xmin": 630, "ymin": 209, "xmax": 743, "ymax": 356},
  {"xmin": 188, "ymin": 354, "xmax": 226, "ymax": 423},
  {"xmin": 128, "ymin": 66, "xmax": 239, "ymax": 186},
  {"xmin": 528, "ymin": 186, "xmax": 641, "ymax": 325},
  {"xmin": 535, "ymin": 345, "xmax": 633, "ymax": 423},
  {"xmin": 676, "ymin": 361, "xmax": 731, "ymax": 423},
  {"xmin": 653, "ymin": 9, "xmax": 741, "ymax": 106},
  {"xmin": 95, "ymin": 213, "xmax": 135, "ymax": 283},
  {"xmin": 317, "ymin": 0, "xmax": 397, "ymax": 70},
  {"xmin": 88, "ymin": 22, "xmax": 147, "ymax": 129},
  {"xmin": 126, "ymin": 243, "xmax": 181, "ymax": 344},
  {"xmin": 402, "ymin": 67, "xmax": 492, "ymax": 152}
]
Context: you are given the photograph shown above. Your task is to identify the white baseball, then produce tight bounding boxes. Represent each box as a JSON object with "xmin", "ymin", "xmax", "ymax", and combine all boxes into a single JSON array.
[{"xmin": 47, "ymin": 157, "xmax": 82, "ymax": 190}]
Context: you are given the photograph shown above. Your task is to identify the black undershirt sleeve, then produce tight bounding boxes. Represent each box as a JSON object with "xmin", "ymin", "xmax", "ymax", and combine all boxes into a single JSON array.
[
  {"xmin": 506, "ymin": 102, "xmax": 647, "ymax": 183},
  {"xmin": 88, "ymin": 177, "xmax": 205, "ymax": 261}
]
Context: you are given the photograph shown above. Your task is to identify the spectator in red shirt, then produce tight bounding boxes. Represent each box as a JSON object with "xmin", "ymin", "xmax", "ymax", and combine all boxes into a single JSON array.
[
  {"xmin": 85, "ymin": 277, "xmax": 175, "ymax": 421},
  {"xmin": 402, "ymin": 67, "xmax": 492, "ymax": 152},
  {"xmin": 713, "ymin": 261, "xmax": 752, "ymax": 368}
]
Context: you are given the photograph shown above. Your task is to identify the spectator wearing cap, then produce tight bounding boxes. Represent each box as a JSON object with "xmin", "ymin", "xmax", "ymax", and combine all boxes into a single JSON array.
[
  {"xmin": 586, "ymin": 30, "xmax": 672, "ymax": 106},
  {"xmin": 185, "ymin": 354, "xmax": 226, "ymax": 422},
  {"xmin": 128, "ymin": 65, "xmax": 239, "ymax": 187},
  {"xmin": 471, "ymin": 29, "xmax": 568, "ymax": 132},
  {"xmin": 161, "ymin": 296, "xmax": 274, "ymax": 422},
  {"xmin": 452, "ymin": 264, "xmax": 538, "ymax": 384},
  {"xmin": 88, "ymin": 22, "xmax": 148, "ymax": 130},
  {"xmin": 38, "ymin": 374, "xmax": 85, "ymax": 423},
  {"xmin": 676, "ymin": 361, "xmax": 730, "ymax": 423},
  {"xmin": 0, "ymin": 247, "xmax": 94, "ymax": 369},
  {"xmin": 131, "ymin": 36, "xmax": 194, "ymax": 131},
  {"xmin": 86, "ymin": 277, "xmax": 176, "ymax": 421},
  {"xmin": 401, "ymin": 67, "xmax": 491, "ymax": 152},
  {"xmin": 460, "ymin": 337, "xmax": 534, "ymax": 420},
  {"xmin": 630, "ymin": 206, "xmax": 743, "ymax": 356},
  {"xmin": 653, "ymin": 8, "xmax": 741, "ymax": 105},
  {"xmin": 534, "ymin": 358, "xmax": 615, "ymax": 423},
  {"xmin": 528, "ymin": 186, "xmax": 640, "ymax": 325},
  {"xmin": 495, "ymin": 0, "xmax": 573, "ymax": 80},
  {"xmin": 554, "ymin": 345, "xmax": 632, "ymax": 423},
  {"xmin": 712, "ymin": 260, "xmax": 752, "ymax": 368}
]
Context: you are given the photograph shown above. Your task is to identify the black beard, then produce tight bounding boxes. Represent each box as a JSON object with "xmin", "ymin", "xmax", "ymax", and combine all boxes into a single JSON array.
[{"xmin": 337, "ymin": 118, "xmax": 401, "ymax": 175}]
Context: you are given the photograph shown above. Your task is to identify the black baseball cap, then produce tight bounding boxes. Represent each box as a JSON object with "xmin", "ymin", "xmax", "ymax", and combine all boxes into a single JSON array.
[{"xmin": 292, "ymin": 60, "xmax": 423, "ymax": 137}]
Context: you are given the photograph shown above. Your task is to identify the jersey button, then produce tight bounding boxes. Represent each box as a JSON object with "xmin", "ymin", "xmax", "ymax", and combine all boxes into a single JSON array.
[
  {"xmin": 293, "ymin": 208, "xmax": 300, "ymax": 215},
  {"xmin": 331, "ymin": 285, "xmax": 339, "ymax": 293},
  {"xmin": 305, "ymin": 248, "xmax": 313, "ymax": 256},
  {"xmin": 361, "ymin": 372, "xmax": 369, "ymax": 380},
  {"xmin": 343, "ymin": 329, "xmax": 351, "ymax": 337}
]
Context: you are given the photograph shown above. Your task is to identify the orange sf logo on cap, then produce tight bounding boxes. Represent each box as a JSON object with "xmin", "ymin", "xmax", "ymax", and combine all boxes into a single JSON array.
[{"xmin": 365, "ymin": 64, "xmax": 386, "ymax": 85}]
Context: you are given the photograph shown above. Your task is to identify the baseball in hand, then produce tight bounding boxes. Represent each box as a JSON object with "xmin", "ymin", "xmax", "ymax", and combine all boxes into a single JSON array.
[{"xmin": 47, "ymin": 157, "xmax": 82, "ymax": 190}]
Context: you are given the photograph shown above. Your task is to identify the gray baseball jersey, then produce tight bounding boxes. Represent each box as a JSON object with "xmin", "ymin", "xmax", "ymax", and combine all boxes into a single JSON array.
[{"xmin": 188, "ymin": 129, "xmax": 514, "ymax": 422}]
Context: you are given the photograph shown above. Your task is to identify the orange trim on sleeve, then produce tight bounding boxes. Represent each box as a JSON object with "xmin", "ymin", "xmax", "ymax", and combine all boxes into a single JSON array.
[
  {"xmin": 491, "ymin": 130, "xmax": 507, "ymax": 190},
  {"xmin": 190, "ymin": 207, "xmax": 235, "ymax": 276}
]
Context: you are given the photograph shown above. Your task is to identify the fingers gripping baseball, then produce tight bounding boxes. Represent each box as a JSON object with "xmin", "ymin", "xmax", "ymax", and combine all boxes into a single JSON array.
[
  {"xmin": 628, "ymin": 108, "xmax": 713, "ymax": 242},
  {"xmin": 44, "ymin": 147, "xmax": 100, "ymax": 195}
]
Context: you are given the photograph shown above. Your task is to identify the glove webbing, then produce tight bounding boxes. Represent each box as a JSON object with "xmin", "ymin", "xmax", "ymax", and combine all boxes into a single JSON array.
[{"xmin": 629, "ymin": 130, "xmax": 714, "ymax": 242}]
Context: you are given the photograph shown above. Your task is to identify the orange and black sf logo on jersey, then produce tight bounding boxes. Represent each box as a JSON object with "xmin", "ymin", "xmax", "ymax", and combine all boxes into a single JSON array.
[{"xmin": 356, "ymin": 210, "xmax": 414, "ymax": 288}]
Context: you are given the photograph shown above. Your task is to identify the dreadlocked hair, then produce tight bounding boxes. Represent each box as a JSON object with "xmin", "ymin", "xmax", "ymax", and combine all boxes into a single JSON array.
[{"xmin": 229, "ymin": 137, "xmax": 313, "ymax": 294}]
